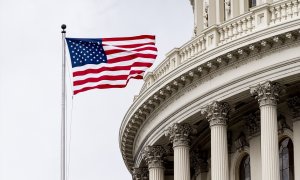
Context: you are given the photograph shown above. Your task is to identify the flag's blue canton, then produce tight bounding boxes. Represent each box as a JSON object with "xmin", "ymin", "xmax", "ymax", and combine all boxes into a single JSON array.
[{"xmin": 66, "ymin": 38, "xmax": 108, "ymax": 68}]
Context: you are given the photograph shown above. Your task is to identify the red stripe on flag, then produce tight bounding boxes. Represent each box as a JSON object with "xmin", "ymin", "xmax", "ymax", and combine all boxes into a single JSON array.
[
  {"xmin": 73, "ymin": 75, "xmax": 143, "ymax": 95},
  {"xmin": 102, "ymin": 35, "xmax": 155, "ymax": 42},
  {"xmin": 108, "ymin": 53, "xmax": 157, "ymax": 64},
  {"xmin": 73, "ymin": 70, "xmax": 145, "ymax": 86},
  {"xmin": 102, "ymin": 42, "xmax": 155, "ymax": 49},
  {"xmin": 105, "ymin": 47, "xmax": 158, "ymax": 55}
]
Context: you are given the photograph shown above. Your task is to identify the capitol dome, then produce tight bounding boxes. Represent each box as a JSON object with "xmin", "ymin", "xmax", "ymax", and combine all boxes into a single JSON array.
[{"xmin": 119, "ymin": 1, "xmax": 300, "ymax": 180}]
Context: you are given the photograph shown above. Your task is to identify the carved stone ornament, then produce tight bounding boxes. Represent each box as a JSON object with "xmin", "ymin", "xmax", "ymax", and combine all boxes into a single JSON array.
[
  {"xmin": 278, "ymin": 114, "xmax": 291, "ymax": 134},
  {"xmin": 202, "ymin": 101, "xmax": 230, "ymax": 127},
  {"xmin": 224, "ymin": 0, "xmax": 231, "ymax": 18},
  {"xmin": 250, "ymin": 81, "xmax": 283, "ymax": 107},
  {"xmin": 287, "ymin": 96, "xmax": 300, "ymax": 120},
  {"xmin": 203, "ymin": 1, "xmax": 209, "ymax": 28},
  {"xmin": 244, "ymin": 111, "xmax": 260, "ymax": 137},
  {"xmin": 132, "ymin": 167, "xmax": 149, "ymax": 180},
  {"xmin": 165, "ymin": 123, "xmax": 193, "ymax": 148},
  {"xmin": 234, "ymin": 133, "xmax": 248, "ymax": 152},
  {"xmin": 142, "ymin": 145, "xmax": 166, "ymax": 169},
  {"xmin": 190, "ymin": 150, "xmax": 208, "ymax": 176}
]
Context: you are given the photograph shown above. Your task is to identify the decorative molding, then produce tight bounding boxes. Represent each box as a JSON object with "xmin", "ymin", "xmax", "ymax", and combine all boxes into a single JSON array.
[
  {"xmin": 229, "ymin": 147, "xmax": 250, "ymax": 180},
  {"xmin": 165, "ymin": 123, "xmax": 193, "ymax": 148},
  {"xmin": 132, "ymin": 167, "xmax": 149, "ymax": 180},
  {"xmin": 202, "ymin": 101, "xmax": 230, "ymax": 127},
  {"xmin": 244, "ymin": 110, "xmax": 260, "ymax": 137},
  {"xmin": 278, "ymin": 128, "xmax": 294, "ymax": 142},
  {"xmin": 234, "ymin": 133, "xmax": 249, "ymax": 152},
  {"xmin": 190, "ymin": 150, "xmax": 209, "ymax": 176},
  {"xmin": 142, "ymin": 145, "xmax": 166, "ymax": 169},
  {"xmin": 278, "ymin": 114, "xmax": 291, "ymax": 134},
  {"xmin": 224, "ymin": 0, "xmax": 231, "ymax": 19},
  {"xmin": 203, "ymin": 1, "xmax": 209, "ymax": 28},
  {"xmin": 250, "ymin": 81, "xmax": 283, "ymax": 107},
  {"xmin": 119, "ymin": 26, "xmax": 300, "ymax": 171},
  {"xmin": 133, "ymin": 57, "xmax": 300, "ymax": 171},
  {"xmin": 287, "ymin": 95, "xmax": 300, "ymax": 120}
]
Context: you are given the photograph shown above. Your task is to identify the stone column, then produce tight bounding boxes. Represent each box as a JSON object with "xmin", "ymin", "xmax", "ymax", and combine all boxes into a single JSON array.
[
  {"xmin": 202, "ymin": 101, "xmax": 230, "ymax": 180},
  {"xmin": 142, "ymin": 145, "xmax": 166, "ymax": 180},
  {"xmin": 194, "ymin": 0, "xmax": 204, "ymax": 34},
  {"xmin": 215, "ymin": 0, "xmax": 225, "ymax": 24},
  {"xmin": 250, "ymin": 81, "xmax": 282, "ymax": 180},
  {"xmin": 165, "ymin": 123, "xmax": 192, "ymax": 180},
  {"xmin": 287, "ymin": 96, "xmax": 300, "ymax": 180},
  {"xmin": 239, "ymin": 0, "xmax": 249, "ymax": 14},
  {"xmin": 132, "ymin": 167, "xmax": 149, "ymax": 180},
  {"xmin": 244, "ymin": 111, "xmax": 262, "ymax": 180}
]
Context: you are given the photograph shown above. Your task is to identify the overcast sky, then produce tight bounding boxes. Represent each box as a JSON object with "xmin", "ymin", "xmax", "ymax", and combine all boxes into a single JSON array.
[{"xmin": 0, "ymin": 0, "xmax": 193, "ymax": 179}]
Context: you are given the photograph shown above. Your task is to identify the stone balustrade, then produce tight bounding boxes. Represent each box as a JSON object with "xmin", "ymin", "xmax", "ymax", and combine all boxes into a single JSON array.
[
  {"xmin": 218, "ymin": 12, "xmax": 255, "ymax": 45},
  {"xmin": 270, "ymin": 0, "xmax": 300, "ymax": 25},
  {"xmin": 138, "ymin": 0, "xmax": 300, "ymax": 95}
]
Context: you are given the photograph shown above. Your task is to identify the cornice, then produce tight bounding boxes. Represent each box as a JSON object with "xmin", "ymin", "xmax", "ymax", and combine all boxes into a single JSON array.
[
  {"xmin": 134, "ymin": 56, "xmax": 300, "ymax": 169},
  {"xmin": 119, "ymin": 22, "xmax": 300, "ymax": 172}
]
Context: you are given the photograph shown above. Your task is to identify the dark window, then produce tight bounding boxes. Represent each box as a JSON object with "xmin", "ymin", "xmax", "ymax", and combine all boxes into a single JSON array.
[
  {"xmin": 240, "ymin": 155, "xmax": 251, "ymax": 180},
  {"xmin": 249, "ymin": 0, "xmax": 256, "ymax": 8},
  {"xmin": 279, "ymin": 138, "xmax": 294, "ymax": 180}
]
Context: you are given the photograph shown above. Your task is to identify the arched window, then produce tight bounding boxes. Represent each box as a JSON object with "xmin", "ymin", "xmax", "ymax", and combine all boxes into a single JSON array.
[
  {"xmin": 279, "ymin": 138, "xmax": 294, "ymax": 180},
  {"xmin": 249, "ymin": 0, "xmax": 256, "ymax": 8},
  {"xmin": 239, "ymin": 155, "xmax": 251, "ymax": 180}
]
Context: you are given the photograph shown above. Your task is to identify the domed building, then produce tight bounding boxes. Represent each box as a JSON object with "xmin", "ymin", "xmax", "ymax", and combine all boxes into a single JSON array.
[{"xmin": 119, "ymin": 0, "xmax": 300, "ymax": 180}]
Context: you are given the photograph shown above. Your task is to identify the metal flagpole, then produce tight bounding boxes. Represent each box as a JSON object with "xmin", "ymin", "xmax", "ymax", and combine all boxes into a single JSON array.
[{"xmin": 61, "ymin": 24, "xmax": 67, "ymax": 180}]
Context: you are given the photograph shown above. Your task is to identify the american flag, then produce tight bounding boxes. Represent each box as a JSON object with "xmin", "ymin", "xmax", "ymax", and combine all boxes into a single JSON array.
[{"xmin": 66, "ymin": 35, "xmax": 157, "ymax": 95}]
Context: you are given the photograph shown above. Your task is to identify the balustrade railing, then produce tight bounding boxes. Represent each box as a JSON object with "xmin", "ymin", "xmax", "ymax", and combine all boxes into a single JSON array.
[
  {"xmin": 218, "ymin": 12, "xmax": 255, "ymax": 45},
  {"xmin": 270, "ymin": 0, "xmax": 300, "ymax": 25},
  {"xmin": 139, "ymin": 0, "xmax": 300, "ymax": 95}
]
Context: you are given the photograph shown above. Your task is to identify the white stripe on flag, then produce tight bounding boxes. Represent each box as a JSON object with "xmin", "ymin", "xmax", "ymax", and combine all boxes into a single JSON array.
[
  {"xmin": 73, "ymin": 67, "xmax": 149, "ymax": 81},
  {"xmin": 73, "ymin": 73, "xmax": 144, "ymax": 91},
  {"xmin": 72, "ymin": 58, "xmax": 155, "ymax": 72}
]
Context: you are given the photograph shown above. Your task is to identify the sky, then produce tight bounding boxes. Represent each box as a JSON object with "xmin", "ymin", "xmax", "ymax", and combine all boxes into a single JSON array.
[{"xmin": 0, "ymin": 0, "xmax": 193, "ymax": 180}]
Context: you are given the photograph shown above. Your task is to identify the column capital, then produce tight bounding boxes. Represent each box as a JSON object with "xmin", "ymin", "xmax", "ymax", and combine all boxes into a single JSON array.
[
  {"xmin": 250, "ymin": 81, "xmax": 283, "ymax": 107},
  {"xmin": 190, "ymin": 150, "xmax": 208, "ymax": 176},
  {"xmin": 202, "ymin": 101, "xmax": 230, "ymax": 127},
  {"xmin": 142, "ymin": 145, "xmax": 166, "ymax": 169},
  {"xmin": 132, "ymin": 167, "xmax": 149, "ymax": 180},
  {"xmin": 287, "ymin": 96, "xmax": 300, "ymax": 121},
  {"xmin": 244, "ymin": 110, "xmax": 260, "ymax": 137},
  {"xmin": 165, "ymin": 123, "xmax": 193, "ymax": 148}
]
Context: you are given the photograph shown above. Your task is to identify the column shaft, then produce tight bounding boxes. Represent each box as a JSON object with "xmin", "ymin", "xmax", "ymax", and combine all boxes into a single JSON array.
[
  {"xmin": 249, "ymin": 136, "xmax": 262, "ymax": 180},
  {"xmin": 231, "ymin": 0, "xmax": 240, "ymax": 18},
  {"xmin": 208, "ymin": 0, "xmax": 216, "ymax": 25},
  {"xmin": 216, "ymin": 0, "xmax": 225, "ymax": 24},
  {"xmin": 149, "ymin": 168, "xmax": 164, "ymax": 180},
  {"xmin": 211, "ymin": 125, "xmax": 229, "ymax": 180},
  {"xmin": 165, "ymin": 123, "xmax": 193, "ymax": 180},
  {"xmin": 239, "ymin": 0, "xmax": 248, "ymax": 14},
  {"xmin": 250, "ymin": 81, "xmax": 282, "ymax": 180},
  {"xmin": 293, "ymin": 120, "xmax": 300, "ymax": 180},
  {"xmin": 194, "ymin": 0, "xmax": 204, "ymax": 33},
  {"xmin": 174, "ymin": 146, "xmax": 190, "ymax": 180},
  {"xmin": 260, "ymin": 105, "xmax": 280, "ymax": 180}
]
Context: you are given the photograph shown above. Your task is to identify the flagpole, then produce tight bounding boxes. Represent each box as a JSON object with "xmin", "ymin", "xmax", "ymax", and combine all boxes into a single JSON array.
[{"xmin": 61, "ymin": 24, "xmax": 67, "ymax": 180}]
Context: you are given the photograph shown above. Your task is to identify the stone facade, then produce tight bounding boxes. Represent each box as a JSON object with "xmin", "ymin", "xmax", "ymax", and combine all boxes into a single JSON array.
[{"xmin": 120, "ymin": 0, "xmax": 300, "ymax": 180}]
